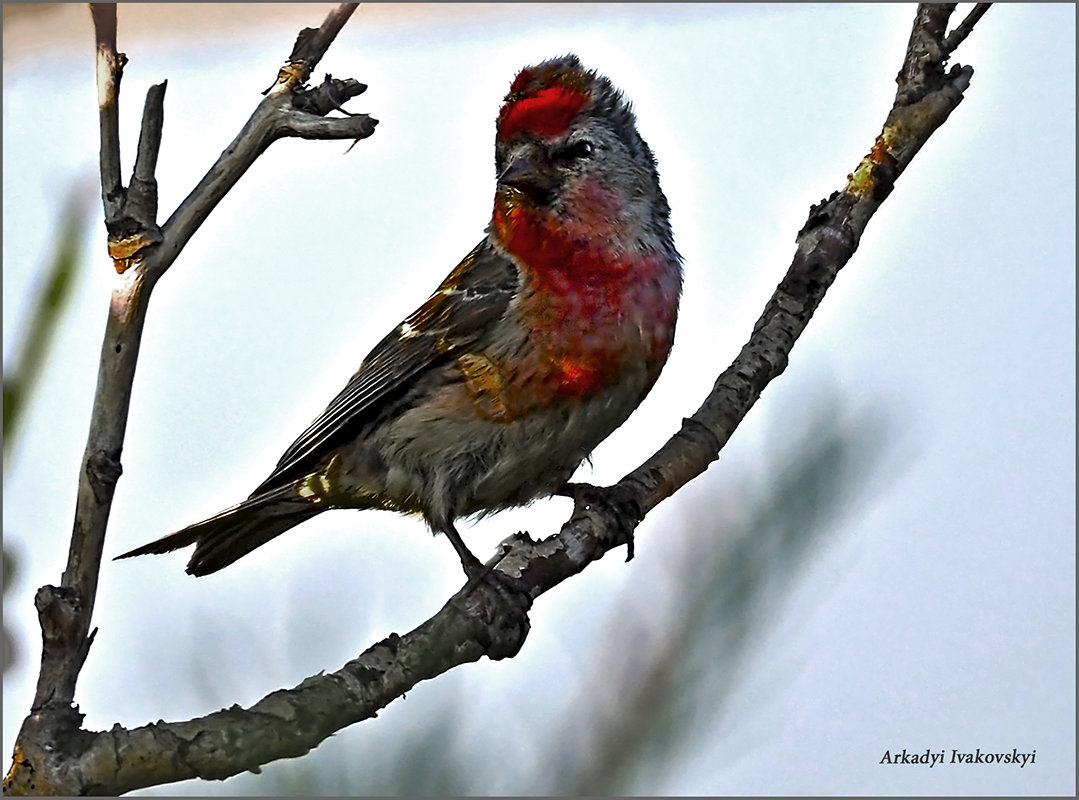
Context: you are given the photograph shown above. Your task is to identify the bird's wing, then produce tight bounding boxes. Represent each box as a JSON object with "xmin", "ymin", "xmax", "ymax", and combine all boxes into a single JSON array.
[{"xmin": 250, "ymin": 239, "xmax": 519, "ymax": 496}]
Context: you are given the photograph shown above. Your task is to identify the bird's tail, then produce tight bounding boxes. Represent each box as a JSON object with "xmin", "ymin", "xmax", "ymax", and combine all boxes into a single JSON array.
[{"xmin": 114, "ymin": 485, "xmax": 321, "ymax": 576}]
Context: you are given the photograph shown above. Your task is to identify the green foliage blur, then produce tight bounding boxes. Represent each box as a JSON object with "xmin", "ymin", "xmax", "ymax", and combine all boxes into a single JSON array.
[{"xmin": 2, "ymin": 188, "xmax": 90, "ymax": 675}]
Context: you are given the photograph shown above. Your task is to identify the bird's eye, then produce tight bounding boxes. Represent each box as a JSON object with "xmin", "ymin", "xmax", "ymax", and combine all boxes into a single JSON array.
[{"xmin": 554, "ymin": 140, "xmax": 594, "ymax": 163}]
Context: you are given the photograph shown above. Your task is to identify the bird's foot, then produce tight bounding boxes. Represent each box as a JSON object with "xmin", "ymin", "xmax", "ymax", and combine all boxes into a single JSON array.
[
  {"xmin": 442, "ymin": 526, "xmax": 531, "ymax": 658},
  {"xmin": 455, "ymin": 555, "xmax": 532, "ymax": 660},
  {"xmin": 459, "ymin": 548, "xmax": 527, "ymax": 604},
  {"xmin": 557, "ymin": 481, "xmax": 644, "ymax": 561}
]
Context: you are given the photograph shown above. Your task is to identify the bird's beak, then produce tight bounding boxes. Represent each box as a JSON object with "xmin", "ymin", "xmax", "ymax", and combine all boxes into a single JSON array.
[{"xmin": 498, "ymin": 154, "xmax": 558, "ymax": 205}]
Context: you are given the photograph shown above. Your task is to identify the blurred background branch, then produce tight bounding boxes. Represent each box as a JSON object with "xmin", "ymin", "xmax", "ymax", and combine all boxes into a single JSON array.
[
  {"xmin": 3, "ymin": 181, "xmax": 93, "ymax": 677},
  {"xmin": 2, "ymin": 186, "xmax": 91, "ymax": 465}
]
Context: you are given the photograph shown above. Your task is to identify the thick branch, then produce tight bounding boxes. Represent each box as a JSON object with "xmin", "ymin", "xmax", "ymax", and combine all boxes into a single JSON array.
[
  {"xmin": 18, "ymin": 582, "xmax": 529, "ymax": 795},
  {"xmin": 3, "ymin": 5, "xmax": 988, "ymax": 796},
  {"xmin": 24, "ymin": 5, "xmax": 139, "ymax": 720}
]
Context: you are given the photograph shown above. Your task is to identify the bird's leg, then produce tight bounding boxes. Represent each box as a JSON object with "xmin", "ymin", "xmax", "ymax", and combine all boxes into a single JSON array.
[
  {"xmin": 441, "ymin": 521, "xmax": 487, "ymax": 578},
  {"xmin": 556, "ymin": 482, "xmax": 644, "ymax": 561},
  {"xmin": 442, "ymin": 522, "xmax": 517, "ymax": 597}
]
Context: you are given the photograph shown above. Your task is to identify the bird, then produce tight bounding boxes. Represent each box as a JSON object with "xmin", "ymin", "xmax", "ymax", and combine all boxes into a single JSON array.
[{"xmin": 116, "ymin": 54, "xmax": 683, "ymax": 578}]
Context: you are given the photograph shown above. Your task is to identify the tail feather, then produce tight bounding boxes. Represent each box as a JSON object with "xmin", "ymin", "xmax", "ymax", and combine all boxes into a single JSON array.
[{"xmin": 115, "ymin": 486, "xmax": 321, "ymax": 576}]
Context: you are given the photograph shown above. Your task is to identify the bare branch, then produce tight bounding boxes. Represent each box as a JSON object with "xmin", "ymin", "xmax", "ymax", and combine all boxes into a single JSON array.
[
  {"xmin": 944, "ymin": 3, "xmax": 992, "ymax": 55},
  {"xmin": 15, "ymin": 581, "xmax": 529, "ymax": 795},
  {"xmin": 606, "ymin": 0, "xmax": 985, "ymax": 535},
  {"xmin": 5, "ymin": 3, "xmax": 371, "ymax": 795},
  {"xmin": 287, "ymin": 3, "xmax": 358, "ymax": 80},
  {"xmin": 152, "ymin": 95, "xmax": 377, "ymax": 271},
  {"xmin": 292, "ymin": 74, "xmax": 369, "ymax": 115},
  {"xmin": 17, "ymin": 5, "xmax": 145, "ymax": 741},
  {"xmin": 268, "ymin": 3, "xmax": 359, "ymax": 95},
  {"xmin": 131, "ymin": 83, "xmax": 165, "ymax": 190},
  {"xmin": 89, "ymin": 4, "xmax": 125, "ymax": 228},
  {"xmin": 115, "ymin": 82, "xmax": 167, "ymax": 261},
  {"xmin": 278, "ymin": 110, "xmax": 379, "ymax": 140},
  {"xmin": 149, "ymin": 12, "xmax": 373, "ymax": 276}
]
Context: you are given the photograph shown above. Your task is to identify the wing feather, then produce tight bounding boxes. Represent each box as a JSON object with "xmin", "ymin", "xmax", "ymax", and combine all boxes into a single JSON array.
[{"xmin": 250, "ymin": 239, "xmax": 519, "ymax": 495}]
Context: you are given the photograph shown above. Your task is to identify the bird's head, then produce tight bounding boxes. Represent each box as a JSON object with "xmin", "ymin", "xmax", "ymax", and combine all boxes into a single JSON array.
[{"xmin": 491, "ymin": 54, "xmax": 673, "ymax": 259}]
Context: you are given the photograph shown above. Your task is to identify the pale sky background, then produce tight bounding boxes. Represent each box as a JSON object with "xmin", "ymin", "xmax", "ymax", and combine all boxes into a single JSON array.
[{"xmin": 3, "ymin": 3, "xmax": 1075, "ymax": 796}]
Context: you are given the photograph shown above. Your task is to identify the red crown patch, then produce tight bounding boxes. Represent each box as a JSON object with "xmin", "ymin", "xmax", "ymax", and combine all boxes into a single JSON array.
[{"xmin": 498, "ymin": 86, "xmax": 589, "ymax": 140}]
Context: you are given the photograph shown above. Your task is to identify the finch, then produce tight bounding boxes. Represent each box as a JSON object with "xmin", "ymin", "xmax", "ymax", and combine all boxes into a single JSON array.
[{"xmin": 117, "ymin": 54, "xmax": 682, "ymax": 577}]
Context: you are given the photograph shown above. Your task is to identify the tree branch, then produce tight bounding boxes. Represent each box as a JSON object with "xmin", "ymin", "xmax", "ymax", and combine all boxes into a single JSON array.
[
  {"xmin": 89, "ymin": 3, "xmax": 124, "ymax": 224},
  {"xmin": 944, "ymin": 3, "xmax": 991, "ymax": 56},
  {"xmin": 280, "ymin": 2, "xmax": 358, "ymax": 85},
  {"xmin": 3, "ymin": 3, "xmax": 988, "ymax": 795},
  {"xmin": 5, "ymin": 3, "xmax": 373, "ymax": 795}
]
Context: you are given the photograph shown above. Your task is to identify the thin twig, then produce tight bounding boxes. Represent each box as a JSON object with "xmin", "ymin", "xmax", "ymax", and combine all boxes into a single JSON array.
[
  {"xmin": 123, "ymin": 82, "xmax": 167, "ymax": 252},
  {"xmin": 150, "ymin": 8, "xmax": 373, "ymax": 274},
  {"xmin": 278, "ymin": 111, "xmax": 378, "ymax": 140},
  {"xmin": 132, "ymin": 82, "xmax": 166, "ymax": 185},
  {"xmin": 89, "ymin": 4, "xmax": 124, "ymax": 224},
  {"xmin": 944, "ymin": 3, "xmax": 992, "ymax": 55},
  {"xmin": 152, "ymin": 98, "xmax": 376, "ymax": 270}
]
